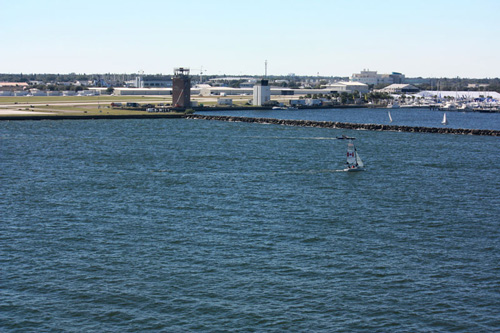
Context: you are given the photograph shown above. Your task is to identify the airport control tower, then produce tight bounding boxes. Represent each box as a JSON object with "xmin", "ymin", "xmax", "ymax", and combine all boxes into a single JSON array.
[
  {"xmin": 253, "ymin": 79, "xmax": 271, "ymax": 106},
  {"xmin": 172, "ymin": 67, "xmax": 191, "ymax": 109}
]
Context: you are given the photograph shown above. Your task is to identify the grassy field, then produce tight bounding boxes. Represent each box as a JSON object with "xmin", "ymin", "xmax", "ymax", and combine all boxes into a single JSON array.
[
  {"xmin": 0, "ymin": 94, "xmax": 294, "ymax": 107},
  {"xmin": 0, "ymin": 94, "xmax": 297, "ymax": 119},
  {"xmin": 0, "ymin": 95, "xmax": 186, "ymax": 118},
  {"xmin": 34, "ymin": 105, "xmax": 139, "ymax": 114},
  {"xmin": 0, "ymin": 95, "xmax": 172, "ymax": 104},
  {"xmin": 0, "ymin": 107, "xmax": 183, "ymax": 118}
]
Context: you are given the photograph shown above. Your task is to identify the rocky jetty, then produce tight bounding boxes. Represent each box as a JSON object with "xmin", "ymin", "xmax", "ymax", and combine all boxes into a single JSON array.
[{"xmin": 186, "ymin": 114, "xmax": 500, "ymax": 136}]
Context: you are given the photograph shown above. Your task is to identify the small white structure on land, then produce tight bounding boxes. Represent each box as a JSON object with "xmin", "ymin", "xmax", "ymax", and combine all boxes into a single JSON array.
[{"xmin": 218, "ymin": 98, "xmax": 233, "ymax": 106}]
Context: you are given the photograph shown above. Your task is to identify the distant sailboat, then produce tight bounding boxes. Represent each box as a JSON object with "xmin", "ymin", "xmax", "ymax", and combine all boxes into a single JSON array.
[
  {"xmin": 441, "ymin": 112, "xmax": 448, "ymax": 125},
  {"xmin": 344, "ymin": 140, "xmax": 365, "ymax": 172},
  {"xmin": 388, "ymin": 111, "xmax": 393, "ymax": 123}
]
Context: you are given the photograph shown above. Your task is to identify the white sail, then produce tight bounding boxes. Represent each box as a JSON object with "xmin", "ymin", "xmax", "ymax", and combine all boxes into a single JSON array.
[
  {"xmin": 345, "ymin": 140, "xmax": 364, "ymax": 171},
  {"xmin": 441, "ymin": 112, "xmax": 448, "ymax": 125},
  {"xmin": 388, "ymin": 111, "xmax": 393, "ymax": 123},
  {"xmin": 346, "ymin": 141, "xmax": 356, "ymax": 165},
  {"xmin": 355, "ymin": 151, "xmax": 364, "ymax": 168}
]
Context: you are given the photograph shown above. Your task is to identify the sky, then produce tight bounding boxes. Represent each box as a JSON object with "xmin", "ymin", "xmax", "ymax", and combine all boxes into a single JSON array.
[{"xmin": 1, "ymin": 0, "xmax": 499, "ymax": 78}]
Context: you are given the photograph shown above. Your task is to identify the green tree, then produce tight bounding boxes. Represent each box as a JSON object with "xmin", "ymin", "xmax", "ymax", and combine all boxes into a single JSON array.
[{"xmin": 340, "ymin": 92, "xmax": 349, "ymax": 104}]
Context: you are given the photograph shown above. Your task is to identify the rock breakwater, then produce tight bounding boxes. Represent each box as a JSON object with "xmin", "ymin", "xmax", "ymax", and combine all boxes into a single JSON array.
[{"xmin": 186, "ymin": 114, "xmax": 500, "ymax": 136}]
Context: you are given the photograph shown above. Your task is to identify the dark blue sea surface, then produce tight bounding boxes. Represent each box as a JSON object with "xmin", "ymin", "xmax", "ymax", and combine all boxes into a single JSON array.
[
  {"xmin": 197, "ymin": 107, "xmax": 500, "ymax": 130},
  {"xmin": 1, "ymin": 118, "xmax": 499, "ymax": 331}
]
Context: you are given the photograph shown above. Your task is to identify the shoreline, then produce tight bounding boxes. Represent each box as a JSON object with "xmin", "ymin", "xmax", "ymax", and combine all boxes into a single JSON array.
[
  {"xmin": 0, "ymin": 113, "xmax": 184, "ymax": 121},
  {"xmin": 1, "ymin": 108, "xmax": 498, "ymax": 136},
  {"xmin": 2, "ymin": 103, "xmax": 498, "ymax": 121}
]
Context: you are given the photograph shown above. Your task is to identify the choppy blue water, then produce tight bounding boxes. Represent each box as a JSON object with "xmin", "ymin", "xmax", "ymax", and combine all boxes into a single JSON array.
[
  {"xmin": 198, "ymin": 107, "xmax": 500, "ymax": 130},
  {"xmin": 1, "ymin": 118, "xmax": 499, "ymax": 331}
]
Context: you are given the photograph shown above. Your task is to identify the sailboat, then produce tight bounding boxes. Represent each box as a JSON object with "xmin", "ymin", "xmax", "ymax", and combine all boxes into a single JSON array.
[
  {"xmin": 344, "ymin": 140, "xmax": 365, "ymax": 172},
  {"xmin": 388, "ymin": 111, "xmax": 393, "ymax": 123},
  {"xmin": 441, "ymin": 112, "xmax": 448, "ymax": 125}
]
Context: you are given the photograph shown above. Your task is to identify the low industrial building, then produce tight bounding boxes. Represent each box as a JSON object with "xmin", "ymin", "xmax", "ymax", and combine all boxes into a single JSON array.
[
  {"xmin": 125, "ymin": 77, "xmax": 172, "ymax": 88},
  {"xmin": 111, "ymin": 88, "xmax": 173, "ymax": 95},
  {"xmin": 199, "ymin": 86, "xmax": 295, "ymax": 97},
  {"xmin": 200, "ymin": 86, "xmax": 252, "ymax": 96},
  {"xmin": 0, "ymin": 82, "xmax": 29, "ymax": 96},
  {"xmin": 0, "ymin": 82, "xmax": 29, "ymax": 90},
  {"xmin": 322, "ymin": 81, "xmax": 370, "ymax": 94},
  {"xmin": 217, "ymin": 98, "xmax": 233, "ymax": 105},
  {"xmin": 89, "ymin": 82, "xmax": 367, "ymax": 97},
  {"xmin": 377, "ymin": 84, "xmax": 419, "ymax": 94}
]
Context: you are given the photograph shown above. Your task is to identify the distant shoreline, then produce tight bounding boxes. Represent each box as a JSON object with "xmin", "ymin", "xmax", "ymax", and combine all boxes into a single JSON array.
[
  {"xmin": 1, "ymin": 107, "xmax": 499, "ymax": 136},
  {"xmin": 0, "ymin": 113, "xmax": 184, "ymax": 121}
]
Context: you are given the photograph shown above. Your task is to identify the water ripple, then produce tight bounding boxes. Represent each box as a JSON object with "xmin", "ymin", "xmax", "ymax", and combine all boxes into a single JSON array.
[{"xmin": 1, "ymin": 118, "xmax": 499, "ymax": 331}]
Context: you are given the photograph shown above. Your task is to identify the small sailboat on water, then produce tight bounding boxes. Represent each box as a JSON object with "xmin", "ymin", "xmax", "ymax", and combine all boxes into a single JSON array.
[
  {"xmin": 388, "ymin": 111, "xmax": 393, "ymax": 123},
  {"xmin": 344, "ymin": 140, "xmax": 364, "ymax": 172},
  {"xmin": 441, "ymin": 112, "xmax": 448, "ymax": 125}
]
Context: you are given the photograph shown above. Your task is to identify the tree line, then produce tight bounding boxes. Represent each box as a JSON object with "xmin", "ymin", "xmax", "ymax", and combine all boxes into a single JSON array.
[{"xmin": 1, "ymin": 73, "xmax": 499, "ymax": 93}]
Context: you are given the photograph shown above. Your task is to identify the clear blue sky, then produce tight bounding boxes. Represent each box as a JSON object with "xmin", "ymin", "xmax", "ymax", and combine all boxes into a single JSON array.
[{"xmin": 1, "ymin": 0, "xmax": 499, "ymax": 78}]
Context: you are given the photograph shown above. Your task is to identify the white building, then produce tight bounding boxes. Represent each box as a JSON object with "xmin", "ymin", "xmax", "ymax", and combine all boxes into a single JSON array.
[
  {"xmin": 350, "ymin": 70, "xmax": 405, "ymax": 86},
  {"xmin": 253, "ymin": 80, "xmax": 271, "ymax": 106},
  {"xmin": 377, "ymin": 84, "xmax": 419, "ymax": 94},
  {"xmin": 110, "ymin": 88, "xmax": 172, "ymax": 95},
  {"xmin": 350, "ymin": 70, "xmax": 379, "ymax": 85},
  {"xmin": 125, "ymin": 77, "xmax": 172, "ymax": 88},
  {"xmin": 217, "ymin": 98, "xmax": 233, "ymax": 106},
  {"xmin": 28, "ymin": 89, "xmax": 45, "ymax": 96},
  {"xmin": 200, "ymin": 86, "xmax": 252, "ymax": 96},
  {"xmin": 323, "ymin": 81, "xmax": 369, "ymax": 93}
]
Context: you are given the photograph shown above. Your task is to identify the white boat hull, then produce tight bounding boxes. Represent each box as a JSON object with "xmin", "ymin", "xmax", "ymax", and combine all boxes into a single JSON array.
[{"xmin": 344, "ymin": 167, "xmax": 364, "ymax": 172}]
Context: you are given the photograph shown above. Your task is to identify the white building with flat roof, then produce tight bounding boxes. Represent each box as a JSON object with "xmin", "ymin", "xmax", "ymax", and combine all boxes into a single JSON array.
[
  {"xmin": 351, "ymin": 70, "xmax": 405, "ymax": 85},
  {"xmin": 323, "ymin": 81, "xmax": 369, "ymax": 93},
  {"xmin": 350, "ymin": 70, "xmax": 379, "ymax": 85},
  {"xmin": 253, "ymin": 80, "xmax": 271, "ymax": 106}
]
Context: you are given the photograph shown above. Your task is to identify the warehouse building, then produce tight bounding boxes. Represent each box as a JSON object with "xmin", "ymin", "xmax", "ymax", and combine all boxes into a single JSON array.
[{"xmin": 377, "ymin": 84, "xmax": 419, "ymax": 94}]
